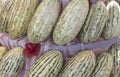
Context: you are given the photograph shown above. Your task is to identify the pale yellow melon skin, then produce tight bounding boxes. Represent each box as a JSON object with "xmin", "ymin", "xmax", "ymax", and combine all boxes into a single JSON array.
[
  {"xmin": 59, "ymin": 50, "xmax": 96, "ymax": 77},
  {"xmin": 79, "ymin": 1, "xmax": 107, "ymax": 44},
  {"xmin": 102, "ymin": 1, "xmax": 120, "ymax": 40},
  {"xmin": 27, "ymin": 0, "xmax": 60, "ymax": 43},
  {"xmin": 108, "ymin": 43, "xmax": 120, "ymax": 77},
  {"xmin": 0, "ymin": 47, "xmax": 25, "ymax": 77},
  {"xmin": 26, "ymin": 51, "xmax": 63, "ymax": 77},
  {"xmin": 91, "ymin": 53, "xmax": 113, "ymax": 77},
  {"xmin": 8, "ymin": 0, "xmax": 38, "ymax": 39},
  {"xmin": 53, "ymin": 0, "xmax": 89, "ymax": 45},
  {"xmin": 0, "ymin": 46, "xmax": 8, "ymax": 60},
  {"xmin": 0, "ymin": 0, "xmax": 15, "ymax": 32}
]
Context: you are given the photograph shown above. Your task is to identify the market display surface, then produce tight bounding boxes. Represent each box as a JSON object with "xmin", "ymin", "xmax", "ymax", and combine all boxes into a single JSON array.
[{"xmin": 0, "ymin": 0, "xmax": 120, "ymax": 77}]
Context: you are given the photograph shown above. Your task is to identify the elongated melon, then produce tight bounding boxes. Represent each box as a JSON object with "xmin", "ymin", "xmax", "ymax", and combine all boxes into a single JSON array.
[
  {"xmin": 0, "ymin": 47, "xmax": 25, "ymax": 77},
  {"xmin": 102, "ymin": 1, "xmax": 120, "ymax": 39},
  {"xmin": 79, "ymin": 1, "xmax": 107, "ymax": 43},
  {"xmin": 26, "ymin": 50, "xmax": 63, "ymax": 77},
  {"xmin": 0, "ymin": 0, "xmax": 15, "ymax": 32},
  {"xmin": 108, "ymin": 43, "xmax": 120, "ymax": 77},
  {"xmin": 8, "ymin": 0, "xmax": 38, "ymax": 39},
  {"xmin": 58, "ymin": 50, "xmax": 96, "ymax": 77},
  {"xmin": 27, "ymin": 0, "xmax": 60, "ymax": 43},
  {"xmin": 53, "ymin": 0, "xmax": 89, "ymax": 45},
  {"xmin": 91, "ymin": 53, "xmax": 113, "ymax": 77}
]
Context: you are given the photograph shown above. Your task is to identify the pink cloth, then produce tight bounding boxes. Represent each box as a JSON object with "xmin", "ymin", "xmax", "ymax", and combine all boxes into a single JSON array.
[
  {"xmin": 1, "ymin": 33, "xmax": 120, "ymax": 56},
  {"xmin": 0, "ymin": 33, "xmax": 120, "ymax": 77},
  {"xmin": 0, "ymin": 0, "xmax": 120, "ymax": 77}
]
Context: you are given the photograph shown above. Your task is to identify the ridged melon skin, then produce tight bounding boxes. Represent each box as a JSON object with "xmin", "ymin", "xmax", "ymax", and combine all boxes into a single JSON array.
[
  {"xmin": 91, "ymin": 53, "xmax": 113, "ymax": 77},
  {"xmin": 58, "ymin": 50, "xmax": 96, "ymax": 77},
  {"xmin": 108, "ymin": 43, "xmax": 120, "ymax": 77},
  {"xmin": 26, "ymin": 51, "xmax": 63, "ymax": 77},
  {"xmin": 0, "ymin": 0, "xmax": 15, "ymax": 32},
  {"xmin": 27, "ymin": 0, "xmax": 60, "ymax": 43},
  {"xmin": 0, "ymin": 47, "xmax": 25, "ymax": 77},
  {"xmin": 102, "ymin": 1, "xmax": 120, "ymax": 40},
  {"xmin": 79, "ymin": 1, "xmax": 107, "ymax": 44},
  {"xmin": 53, "ymin": 0, "xmax": 89, "ymax": 45},
  {"xmin": 7, "ymin": 0, "xmax": 38, "ymax": 39}
]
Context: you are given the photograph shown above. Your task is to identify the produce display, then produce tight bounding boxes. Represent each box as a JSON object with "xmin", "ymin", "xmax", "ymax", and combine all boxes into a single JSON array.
[
  {"xmin": 0, "ymin": 47, "xmax": 25, "ymax": 77},
  {"xmin": 102, "ymin": 1, "xmax": 120, "ymax": 40},
  {"xmin": 26, "ymin": 50, "xmax": 63, "ymax": 77},
  {"xmin": 58, "ymin": 50, "xmax": 96, "ymax": 77},
  {"xmin": 7, "ymin": 0, "xmax": 38, "ymax": 39},
  {"xmin": 0, "ymin": 0, "xmax": 119, "ymax": 77},
  {"xmin": 28, "ymin": 0, "xmax": 60, "ymax": 43},
  {"xmin": 79, "ymin": 1, "xmax": 107, "ymax": 43},
  {"xmin": 108, "ymin": 43, "xmax": 120, "ymax": 77},
  {"xmin": 53, "ymin": 0, "xmax": 89, "ymax": 45},
  {"xmin": 91, "ymin": 53, "xmax": 113, "ymax": 77}
]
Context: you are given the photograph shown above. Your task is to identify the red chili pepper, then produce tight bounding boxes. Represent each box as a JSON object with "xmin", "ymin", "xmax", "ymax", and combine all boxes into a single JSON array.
[{"xmin": 23, "ymin": 43, "xmax": 41, "ymax": 58}]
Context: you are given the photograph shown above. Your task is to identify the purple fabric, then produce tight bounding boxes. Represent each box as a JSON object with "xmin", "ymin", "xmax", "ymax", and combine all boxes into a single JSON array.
[
  {"xmin": 0, "ymin": 33, "xmax": 120, "ymax": 56},
  {"xmin": 0, "ymin": 0, "xmax": 120, "ymax": 77},
  {"xmin": 0, "ymin": 33, "xmax": 120, "ymax": 77}
]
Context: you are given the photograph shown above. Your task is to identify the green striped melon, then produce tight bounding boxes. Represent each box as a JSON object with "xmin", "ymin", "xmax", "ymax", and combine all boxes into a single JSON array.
[
  {"xmin": 0, "ymin": 47, "xmax": 25, "ymax": 77},
  {"xmin": 58, "ymin": 50, "xmax": 96, "ymax": 77},
  {"xmin": 26, "ymin": 50, "xmax": 63, "ymax": 77}
]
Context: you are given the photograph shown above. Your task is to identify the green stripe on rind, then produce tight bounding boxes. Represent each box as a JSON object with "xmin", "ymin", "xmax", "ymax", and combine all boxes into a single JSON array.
[
  {"xmin": 53, "ymin": 0, "xmax": 89, "ymax": 45},
  {"xmin": 0, "ymin": 0, "xmax": 15, "ymax": 32},
  {"xmin": 27, "ymin": 0, "xmax": 60, "ymax": 43},
  {"xmin": 79, "ymin": 1, "xmax": 107, "ymax": 44},
  {"xmin": 8, "ymin": 0, "xmax": 38, "ymax": 39},
  {"xmin": 108, "ymin": 43, "xmax": 120, "ymax": 77},
  {"xmin": 26, "ymin": 51, "xmax": 63, "ymax": 77},
  {"xmin": 58, "ymin": 50, "xmax": 96, "ymax": 77},
  {"xmin": 0, "ymin": 47, "xmax": 25, "ymax": 77},
  {"xmin": 91, "ymin": 53, "xmax": 113, "ymax": 77},
  {"xmin": 102, "ymin": 1, "xmax": 120, "ymax": 40}
]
